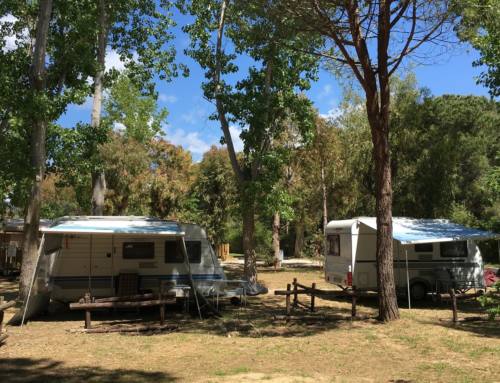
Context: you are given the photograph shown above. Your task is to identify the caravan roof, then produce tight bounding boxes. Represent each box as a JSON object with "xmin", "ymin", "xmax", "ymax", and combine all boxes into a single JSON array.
[
  {"xmin": 42, "ymin": 216, "xmax": 184, "ymax": 236},
  {"xmin": 327, "ymin": 217, "xmax": 499, "ymax": 245},
  {"xmin": 1, "ymin": 219, "xmax": 52, "ymax": 233}
]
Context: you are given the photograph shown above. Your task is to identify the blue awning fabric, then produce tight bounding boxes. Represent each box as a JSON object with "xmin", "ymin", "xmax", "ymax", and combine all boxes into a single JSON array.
[
  {"xmin": 41, "ymin": 216, "xmax": 184, "ymax": 236},
  {"xmin": 358, "ymin": 217, "xmax": 499, "ymax": 245}
]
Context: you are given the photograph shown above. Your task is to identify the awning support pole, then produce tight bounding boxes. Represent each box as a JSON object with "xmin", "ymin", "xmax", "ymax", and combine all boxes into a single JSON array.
[
  {"xmin": 405, "ymin": 248, "xmax": 411, "ymax": 310},
  {"xmin": 21, "ymin": 234, "xmax": 46, "ymax": 326},
  {"xmin": 180, "ymin": 238, "xmax": 202, "ymax": 319}
]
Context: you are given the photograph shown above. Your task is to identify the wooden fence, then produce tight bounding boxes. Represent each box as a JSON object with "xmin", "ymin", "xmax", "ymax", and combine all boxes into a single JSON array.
[
  {"xmin": 0, "ymin": 296, "xmax": 16, "ymax": 344},
  {"xmin": 274, "ymin": 278, "xmax": 377, "ymax": 317}
]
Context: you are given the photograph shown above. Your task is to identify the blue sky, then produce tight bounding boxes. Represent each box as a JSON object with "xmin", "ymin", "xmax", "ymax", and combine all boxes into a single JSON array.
[{"xmin": 57, "ymin": 12, "xmax": 490, "ymax": 162}]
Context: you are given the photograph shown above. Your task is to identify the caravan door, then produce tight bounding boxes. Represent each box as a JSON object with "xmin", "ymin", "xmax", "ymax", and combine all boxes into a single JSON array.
[
  {"xmin": 324, "ymin": 231, "xmax": 352, "ymax": 286},
  {"xmin": 89, "ymin": 236, "xmax": 114, "ymax": 297}
]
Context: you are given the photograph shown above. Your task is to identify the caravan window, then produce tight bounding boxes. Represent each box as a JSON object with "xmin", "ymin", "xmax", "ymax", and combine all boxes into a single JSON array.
[
  {"xmin": 164, "ymin": 240, "xmax": 202, "ymax": 264},
  {"xmin": 327, "ymin": 235, "xmax": 340, "ymax": 256},
  {"xmin": 165, "ymin": 240, "xmax": 184, "ymax": 263},
  {"xmin": 123, "ymin": 242, "xmax": 154, "ymax": 259},
  {"xmin": 186, "ymin": 241, "xmax": 201, "ymax": 264},
  {"xmin": 440, "ymin": 241, "xmax": 467, "ymax": 258},
  {"xmin": 414, "ymin": 243, "xmax": 433, "ymax": 253}
]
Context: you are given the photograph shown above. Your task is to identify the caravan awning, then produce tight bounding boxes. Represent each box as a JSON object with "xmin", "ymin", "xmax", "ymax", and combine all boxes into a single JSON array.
[
  {"xmin": 41, "ymin": 216, "xmax": 184, "ymax": 236},
  {"xmin": 358, "ymin": 217, "xmax": 499, "ymax": 245}
]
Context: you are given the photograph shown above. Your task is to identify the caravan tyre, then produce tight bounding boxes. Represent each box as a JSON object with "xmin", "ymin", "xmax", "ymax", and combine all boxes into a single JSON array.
[{"xmin": 410, "ymin": 282, "xmax": 427, "ymax": 301}]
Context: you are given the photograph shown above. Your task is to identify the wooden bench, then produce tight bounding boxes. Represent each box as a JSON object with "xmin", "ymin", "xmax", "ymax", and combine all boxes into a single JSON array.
[
  {"xmin": 69, "ymin": 290, "xmax": 176, "ymax": 330},
  {"xmin": 0, "ymin": 296, "xmax": 16, "ymax": 344}
]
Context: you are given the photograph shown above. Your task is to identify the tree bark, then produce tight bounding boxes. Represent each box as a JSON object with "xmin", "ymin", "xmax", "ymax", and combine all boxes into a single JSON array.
[
  {"xmin": 272, "ymin": 211, "xmax": 281, "ymax": 268},
  {"xmin": 19, "ymin": 0, "xmax": 53, "ymax": 301},
  {"xmin": 293, "ymin": 217, "xmax": 304, "ymax": 259},
  {"xmin": 91, "ymin": 0, "xmax": 108, "ymax": 216},
  {"xmin": 242, "ymin": 199, "xmax": 258, "ymax": 290},
  {"xmin": 321, "ymin": 161, "xmax": 329, "ymax": 259},
  {"xmin": 372, "ymin": 0, "xmax": 399, "ymax": 322},
  {"xmin": 321, "ymin": 163, "xmax": 328, "ymax": 234}
]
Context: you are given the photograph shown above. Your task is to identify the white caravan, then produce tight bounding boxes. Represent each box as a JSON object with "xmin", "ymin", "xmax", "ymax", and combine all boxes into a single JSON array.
[
  {"xmin": 324, "ymin": 217, "xmax": 498, "ymax": 300},
  {"xmin": 36, "ymin": 216, "xmax": 226, "ymax": 303}
]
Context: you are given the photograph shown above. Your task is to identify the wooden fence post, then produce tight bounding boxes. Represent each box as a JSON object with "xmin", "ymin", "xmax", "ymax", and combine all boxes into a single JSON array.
[
  {"xmin": 84, "ymin": 292, "xmax": 92, "ymax": 329},
  {"xmin": 449, "ymin": 288, "xmax": 458, "ymax": 323},
  {"xmin": 285, "ymin": 283, "xmax": 291, "ymax": 315},
  {"xmin": 351, "ymin": 286, "xmax": 357, "ymax": 318},
  {"xmin": 0, "ymin": 296, "xmax": 4, "ymax": 335},
  {"xmin": 311, "ymin": 283, "xmax": 316, "ymax": 312},
  {"xmin": 293, "ymin": 278, "xmax": 298, "ymax": 307}
]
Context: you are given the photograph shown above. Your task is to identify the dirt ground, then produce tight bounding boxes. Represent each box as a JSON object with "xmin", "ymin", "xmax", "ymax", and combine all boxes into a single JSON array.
[{"xmin": 1, "ymin": 265, "xmax": 499, "ymax": 383}]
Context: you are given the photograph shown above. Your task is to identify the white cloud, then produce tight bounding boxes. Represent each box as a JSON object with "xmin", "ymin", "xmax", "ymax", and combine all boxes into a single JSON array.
[
  {"xmin": 319, "ymin": 107, "xmax": 342, "ymax": 122},
  {"xmin": 158, "ymin": 93, "xmax": 178, "ymax": 103},
  {"xmin": 105, "ymin": 49, "xmax": 127, "ymax": 72},
  {"xmin": 165, "ymin": 126, "xmax": 211, "ymax": 155},
  {"xmin": 318, "ymin": 84, "xmax": 333, "ymax": 100},
  {"xmin": 228, "ymin": 125, "xmax": 244, "ymax": 152},
  {"xmin": 113, "ymin": 122, "xmax": 126, "ymax": 132},
  {"xmin": 180, "ymin": 107, "xmax": 207, "ymax": 125},
  {"xmin": 1, "ymin": 14, "xmax": 29, "ymax": 53},
  {"xmin": 104, "ymin": 50, "xmax": 138, "ymax": 73}
]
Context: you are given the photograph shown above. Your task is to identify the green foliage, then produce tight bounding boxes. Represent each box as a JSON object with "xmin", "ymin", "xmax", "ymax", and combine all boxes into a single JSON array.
[
  {"xmin": 48, "ymin": 122, "xmax": 110, "ymax": 212},
  {"xmin": 180, "ymin": 0, "xmax": 320, "ymax": 214},
  {"xmin": 190, "ymin": 146, "xmax": 237, "ymax": 245},
  {"xmin": 148, "ymin": 138, "xmax": 194, "ymax": 219},
  {"xmin": 478, "ymin": 281, "xmax": 500, "ymax": 320},
  {"xmin": 453, "ymin": 0, "xmax": 500, "ymax": 96},
  {"xmin": 104, "ymin": 74, "xmax": 167, "ymax": 143}
]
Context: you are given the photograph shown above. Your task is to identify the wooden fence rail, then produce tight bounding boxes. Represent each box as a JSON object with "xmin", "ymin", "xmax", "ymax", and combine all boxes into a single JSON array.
[
  {"xmin": 70, "ymin": 291, "xmax": 176, "ymax": 330},
  {"xmin": 274, "ymin": 279, "xmax": 368, "ymax": 318},
  {"xmin": 0, "ymin": 296, "xmax": 16, "ymax": 345}
]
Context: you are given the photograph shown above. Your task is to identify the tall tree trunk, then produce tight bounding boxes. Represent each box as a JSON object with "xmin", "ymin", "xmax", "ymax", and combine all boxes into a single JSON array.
[
  {"xmin": 370, "ymin": 0, "xmax": 399, "ymax": 322},
  {"xmin": 19, "ymin": 0, "xmax": 53, "ymax": 301},
  {"xmin": 321, "ymin": 161, "xmax": 328, "ymax": 258},
  {"xmin": 242, "ymin": 200, "xmax": 258, "ymax": 290},
  {"xmin": 272, "ymin": 211, "xmax": 281, "ymax": 268},
  {"xmin": 293, "ymin": 216, "xmax": 304, "ymax": 259},
  {"xmin": 366, "ymin": 91, "xmax": 399, "ymax": 321},
  {"xmin": 91, "ymin": 0, "xmax": 108, "ymax": 216},
  {"xmin": 372, "ymin": 124, "xmax": 399, "ymax": 322},
  {"xmin": 321, "ymin": 163, "xmax": 328, "ymax": 234}
]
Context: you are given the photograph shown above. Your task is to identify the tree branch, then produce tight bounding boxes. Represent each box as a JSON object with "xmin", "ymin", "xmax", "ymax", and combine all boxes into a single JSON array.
[{"xmin": 213, "ymin": 0, "xmax": 244, "ymax": 184}]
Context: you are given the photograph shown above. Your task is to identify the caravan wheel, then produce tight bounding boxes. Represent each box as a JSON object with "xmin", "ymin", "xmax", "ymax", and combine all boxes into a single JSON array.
[{"xmin": 410, "ymin": 282, "xmax": 427, "ymax": 301}]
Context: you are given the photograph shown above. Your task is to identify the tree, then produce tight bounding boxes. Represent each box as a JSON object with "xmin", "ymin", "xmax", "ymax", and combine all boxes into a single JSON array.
[
  {"xmin": 282, "ymin": 0, "xmax": 456, "ymax": 321},
  {"xmin": 104, "ymin": 75, "xmax": 167, "ymax": 144},
  {"xmin": 86, "ymin": 0, "xmax": 179, "ymax": 214},
  {"xmin": 190, "ymin": 146, "xmax": 237, "ymax": 245},
  {"xmin": 51, "ymin": 73, "xmax": 171, "ymax": 215},
  {"xmin": 90, "ymin": 0, "xmax": 108, "ymax": 215},
  {"xmin": 100, "ymin": 133, "xmax": 151, "ymax": 215},
  {"xmin": 453, "ymin": 0, "xmax": 500, "ymax": 96},
  {"xmin": 19, "ymin": 0, "xmax": 53, "ymax": 301},
  {"xmin": 149, "ymin": 139, "xmax": 194, "ymax": 219},
  {"xmin": 181, "ymin": 0, "xmax": 319, "ymax": 293}
]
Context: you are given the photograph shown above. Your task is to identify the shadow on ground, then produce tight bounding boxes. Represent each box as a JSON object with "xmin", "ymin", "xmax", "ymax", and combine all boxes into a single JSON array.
[
  {"xmin": 421, "ymin": 317, "xmax": 500, "ymax": 338},
  {"xmin": 0, "ymin": 358, "xmax": 177, "ymax": 383}
]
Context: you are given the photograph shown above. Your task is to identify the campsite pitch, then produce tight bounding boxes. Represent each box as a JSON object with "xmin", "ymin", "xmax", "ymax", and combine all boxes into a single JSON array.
[{"xmin": 0, "ymin": 266, "xmax": 499, "ymax": 383}]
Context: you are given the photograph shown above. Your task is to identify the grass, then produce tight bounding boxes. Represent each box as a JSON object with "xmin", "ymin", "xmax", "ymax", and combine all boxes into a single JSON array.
[{"xmin": 1, "ymin": 266, "xmax": 499, "ymax": 383}]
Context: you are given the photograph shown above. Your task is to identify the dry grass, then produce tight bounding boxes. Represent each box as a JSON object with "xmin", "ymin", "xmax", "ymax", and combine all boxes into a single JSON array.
[{"xmin": 0, "ymin": 266, "xmax": 499, "ymax": 383}]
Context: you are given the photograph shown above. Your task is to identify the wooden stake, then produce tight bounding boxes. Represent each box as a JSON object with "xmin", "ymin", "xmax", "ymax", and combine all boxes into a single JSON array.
[
  {"xmin": 351, "ymin": 286, "xmax": 357, "ymax": 318},
  {"xmin": 311, "ymin": 283, "xmax": 316, "ymax": 312},
  {"xmin": 0, "ymin": 296, "xmax": 4, "ymax": 335},
  {"xmin": 285, "ymin": 283, "xmax": 291, "ymax": 316},
  {"xmin": 84, "ymin": 292, "xmax": 91, "ymax": 329},
  {"xmin": 293, "ymin": 278, "xmax": 298, "ymax": 307},
  {"xmin": 449, "ymin": 288, "xmax": 458, "ymax": 323}
]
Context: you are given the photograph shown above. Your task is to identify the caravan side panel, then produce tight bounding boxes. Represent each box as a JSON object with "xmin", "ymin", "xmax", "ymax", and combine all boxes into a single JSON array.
[{"xmin": 324, "ymin": 225, "xmax": 352, "ymax": 285}]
